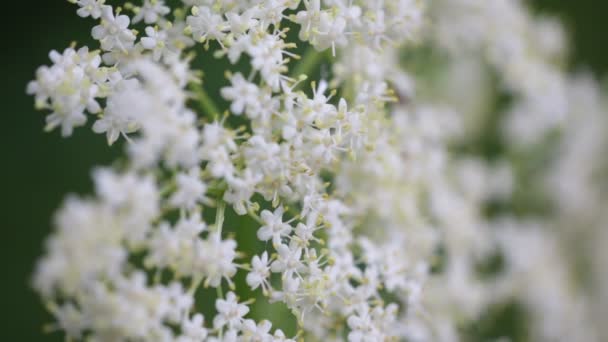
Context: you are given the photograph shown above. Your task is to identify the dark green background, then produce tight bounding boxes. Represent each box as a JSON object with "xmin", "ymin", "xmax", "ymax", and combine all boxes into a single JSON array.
[{"xmin": 1, "ymin": 1, "xmax": 606, "ymax": 340}]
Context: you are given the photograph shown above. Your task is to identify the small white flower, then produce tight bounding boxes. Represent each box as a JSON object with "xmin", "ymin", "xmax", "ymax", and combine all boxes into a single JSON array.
[
  {"xmin": 31, "ymin": 0, "xmax": 602, "ymax": 340},
  {"xmin": 246, "ymin": 251, "xmax": 270, "ymax": 291},
  {"xmin": 132, "ymin": 0, "xmax": 170, "ymax": 24},
  {"xmin": 145, "ymin": 222, "xmax": 181, "ymax": 269},
  {"xmin": 270, "ymin": 274, "xmax": 301, "ymax": 308},
  {"xmin": 294, "ymin": 0, "xmax": 322, "ymax": 42},
  {"xmin": 314, "ymin": 13, "xmax": 347, "ymax": 55},
  {"xmin": 201, "ymin": 122, "xmax": 237, "ymax": 178},
  {"xmin": 92, "ymin": 85, "xmax": 142, "ymax": 145},
  {"xmin": 141, "ymin": 26, "xmax": 169, "ymax": 61},
  {"xmin": 220, "ymin": 73, "xmax": 259, "ymax": 116},
  {"xmin": 243, "ymin": 135, "xmax": 281, "ymax": 177},
  {"xmin": 196, "ymin": 234, "xmax": 238, "ymax": 287},
  {"xmin": 223, "ymin": 169, "xmax": 262, "ymax": 215},
  {"xmin": 91, "ymin": 6, "xmax": 136, "ymax": 52},
  {"xmin": 169, "ymin": 167, "xmax": 207, "ymax": 210},
  {"xmin": 186, "ymin": 6, "xmax": 228, "ymax": 43},
  {"xmin": 257, "ymin": 206, "xmax": 292, "ymax": 245},
  {"xmin": 28, "ymin": 47, "xmax": 107, "ymax": 137},
  {"xmin": 180, "ymin": 313, "xmax": 208, "ymax": 341},
  {"xmin": 248, "ymin": 31, "xmax": 289, "ymax": 90},
  {"xmin": 74, "ymin": 0, "xmax": 105, "ymax": 19},
  {"xmin": 225, "ymin": 10, "xmax": 258, "ymax": 36},
  {"xmin": 213, "ymin": 292, "xmax": 249, "ymax": 330},
  {"xmin": 347, "ymin": 304, "xmax": 379, "ymax": 342},
  {"xmin": 271, "ymin": 242, "xmax": 303, "ymax": 275},
  {"xmin": 241, "ymin": 319, "xmax": 273, "ymax": 341},
  {"xmin": 272, "ymin": 329, "xmax": 296, "ymax": 342},
  {"xmin": 293, "ymin": 222, "xmax": 318, "ymax": 245},
  {"xmin": 45, "ymin": 109, "xmax": 88, "ymax": 138},
  {"xmin": 175, "ymin": 212, "xmax": 207, "ymax": 237},
  {"xmin": 53, "ymin": 303, "xmax": 85, "ymax": 339}
]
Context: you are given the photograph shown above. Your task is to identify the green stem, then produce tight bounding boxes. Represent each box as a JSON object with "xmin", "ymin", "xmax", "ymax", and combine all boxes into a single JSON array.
[
  {"xmin": 215, "ymin": 201, "xmax": 226, "ymax": 238},
  {"xmin": 188, "ymin": 275, "xmax": 203, "ymax": 295},
  {"xmin": 191, "ymin": 82, "xmax": 221, "ymax": 118},
  {"xmin": 247, "ymin": 209, "xmax": 265, "ymax": 225},
  {"xmin": 216, "ymin": 284, "xmax": 224, "ymax": 299}
]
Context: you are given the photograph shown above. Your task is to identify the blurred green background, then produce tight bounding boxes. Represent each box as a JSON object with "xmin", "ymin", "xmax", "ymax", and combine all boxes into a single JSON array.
[{"xmin": 1, "ymin": 0, "xmax": 607, "ymax": 340}]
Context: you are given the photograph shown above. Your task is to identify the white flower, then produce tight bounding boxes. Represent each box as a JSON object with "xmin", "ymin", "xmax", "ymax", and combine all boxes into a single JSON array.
[
  {"xmin": 53, "ymin": 303, "xmax": 85, "ymax": 339},
  {"xmin": 141, "ymin": 26, "xmax": 169, "ymax": 61},
  {"xmin": 243, "ymin": 135, "xmax": 281, "ymax": 177},
  {"xmin": 31, "ymin": 0, "xmax": 606, "ymax": 340},
  {"xmin": 294, "ymin": 0, "xmax": 322, "ymax": 42},
  {"xmin": 145, "ymin": 222, "xmax": 181, "ymax": 269},
  {"xmin": 132, "ymin": 0, "xmax": 170, "ymax": 24},
  {"xmin": 91, "ymin": 6, "xmax": 136, "ymax": 52},
  {"xmin": 175, "ymin": 212, "xmax": 207, "ymax": 236},
  {"xmin": 92, "ymin": 83, "xmax": 142, "ymax": 145},
  {"xmin": 45, "ymin": 107, "xmax": 88, "ymax": 137},
  {"xmin": 186, "ymin": 6, "xmax": 228, "ymax": 43},
  {"xmin": 272, "ymin": 329, "xmax": 296, "ymax": 342},
  {"xmin": 257, "ymin": 206, "xmax": 292, "ymax": 245},
  {"xmin": 169, "ymin": 167, "xmax": 207, "ymax": 210},
  {"xmin": 225, "ymin": 10, "xmax": 258, "ymax": 36},
  {"xmin": 254, "ymin": 0, "xmax": 294, "ymax": 27},
  {"xmin": 27, "ymin": 47, "xmax": 106, "ymax": 137},
  {"xmin": 270, "ymin": 242, "xmax": 304, "ymax": 275},
  {"xmin": 223, "ymin": 169, "xmax": 262, "ymax": 215},
  {"xmin": 220, "ymin": 72, "xmax": 259, "ymax": 116},
  {"xmin": 200, "ymin": 122, "xmax": 237, "ymax": 177},
  {"xmin": 270, "ymin": 274, "xmax": 301, "ymax": 308},
  {"xmin": 241, "ymin": 319, "xmax": 273, "ymax": 341},
  {"xmin": 347, "ymin": 305, "xmax": 378, "ymax": 342},
  {"xmin": 94, "ymin": 168, "xmax": 157, "ymax": 209},
  {"xmin": 196, "ymin": 234, "xmax": 238, "ymax": 287},
  {"xmin": 145, "ymin": 213, "xmax": 206, "ymax": 273},
  {"xmin": 92, "ymin": 168, "xmax": 159, "ymax": 245},
  {"xmin": 226, "ymin": 33, "xmax": 251, "ymax": 64},
  {"xmin": 293, "ymin": 222, "xmax": 318, "ymax": 245},
  {"xmin": 73, "ymin": 0, "xmax": 105, "ymax": 19},
  {"xmin": 179, "ymin": 313, "xmax": 208, "ymax": 341},
  {"xmin": 246, "ymin": 251, "xmax": 270, "ymax": 291},
  {"xmin": 248, "ymin": 31, "xmax": 289, "ymax": 90},
  {"xmin": 164, "ymin": 281, "xmax": 195, "ymax": 323},
  {"xmin": 213, "ymin": 292, "xmax": 249, "ymax": 330}
]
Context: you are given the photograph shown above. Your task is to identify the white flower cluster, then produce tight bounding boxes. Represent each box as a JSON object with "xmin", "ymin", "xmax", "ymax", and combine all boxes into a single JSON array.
[
  {"xmin": 431, "ymin": 0, "xmax": 569, "ymax": 145},
  {"xmin": 29, "ymin": 0, "xmax": 608, "ymax": 341}
]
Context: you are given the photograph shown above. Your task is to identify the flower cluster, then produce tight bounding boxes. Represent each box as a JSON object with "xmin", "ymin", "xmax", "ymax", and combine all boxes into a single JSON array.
[{"xmin": 29, "ymin": 0, "xmax": 608, "ymax": 341}]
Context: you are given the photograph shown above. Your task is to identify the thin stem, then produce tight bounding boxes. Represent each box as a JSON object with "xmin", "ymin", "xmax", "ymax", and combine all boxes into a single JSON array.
[
  {"xmin": 190, "ymin": 82, "xmax": 221, "ymax": 119},
  {"xmin": 159, "ymin": 180, "xmax": 176, "ymax": 197},
  {"xmin": 247, "ymin": 209, "xmax": 265, "ymax": 225},
  {"xmin": 188, "ymin": 275, "xmax": 203, "ymax": 295},
  {"xmin": 215, "ymin": 201, "xmax": 226, "ymax": 238},
  {"xmin": 216, "ymin": 284, "xmax": 224, "ymax": 299}
]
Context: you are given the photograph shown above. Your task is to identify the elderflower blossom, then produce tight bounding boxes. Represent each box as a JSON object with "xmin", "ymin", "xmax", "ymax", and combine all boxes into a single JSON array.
[{"xmin": 27, "ymin": 0, "xmax": 608, "ymax": 341}]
